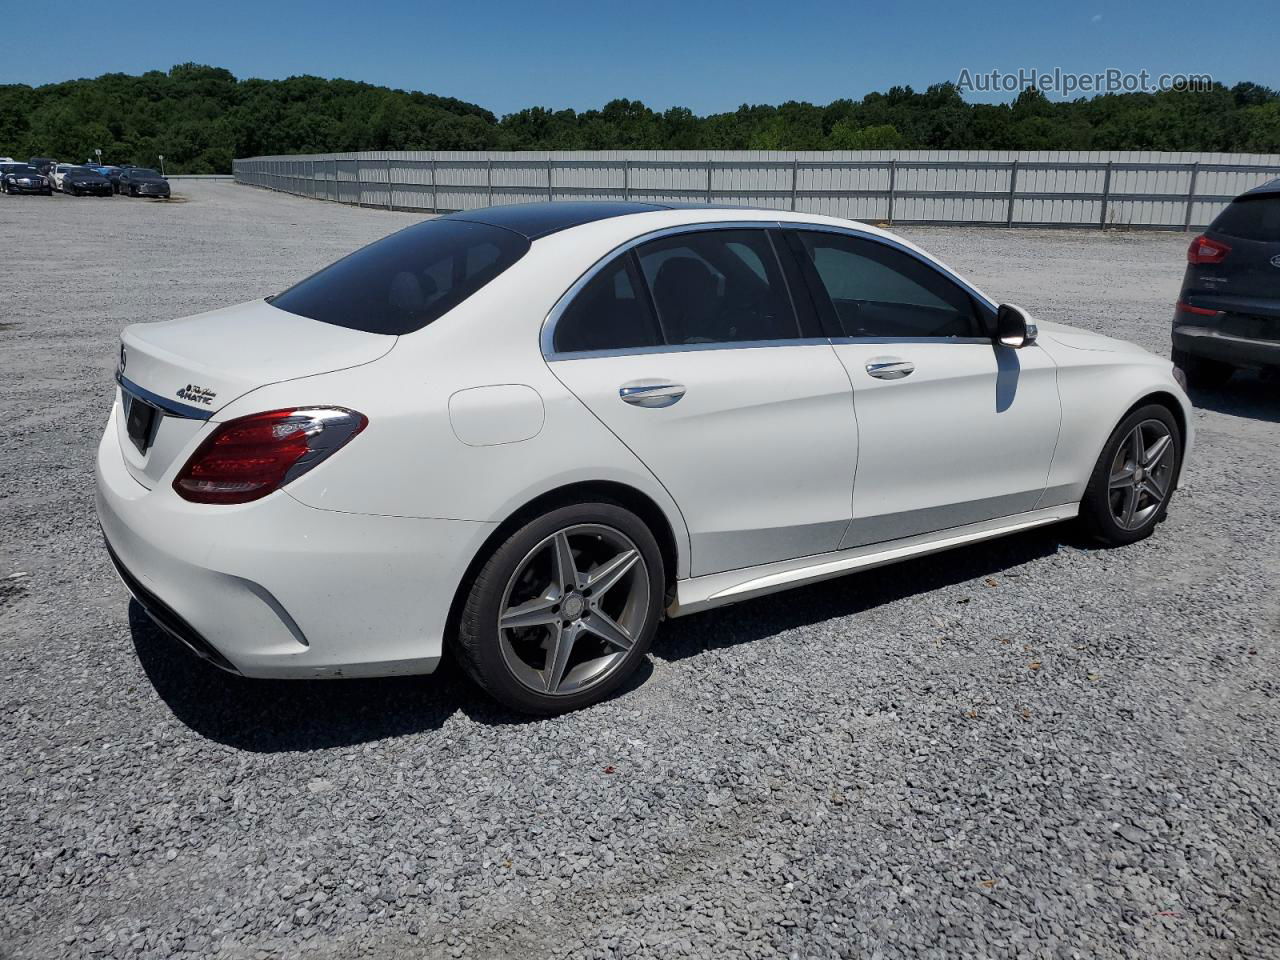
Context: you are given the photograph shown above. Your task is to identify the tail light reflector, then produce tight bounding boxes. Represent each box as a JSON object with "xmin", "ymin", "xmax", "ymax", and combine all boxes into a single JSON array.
[
  {"xmin": 174, "ymin": 407, "xmax": 366, "ymax": 504},
  {"xmin": 1187, "ymin": 235, "xmax": 1230, "ymax": 264},
  {"xmin": 1176, "ymin": 301, "xmax": 1218, "ymax": 317}
]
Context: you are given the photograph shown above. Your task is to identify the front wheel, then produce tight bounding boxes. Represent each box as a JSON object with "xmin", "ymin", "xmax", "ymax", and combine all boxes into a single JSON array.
[
  {"xmin": 1078, "ymin": 404, "xmax": 1182, "ymax": 546},
  {"xmin": 456, "ymin": 502, "xmax": 665, "ymax": 714}
]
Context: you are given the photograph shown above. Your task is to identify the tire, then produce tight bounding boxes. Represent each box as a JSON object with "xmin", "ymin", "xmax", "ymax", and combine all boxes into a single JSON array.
[
  {"xmin": 1172, "ymin": 348, "xmax": 1233, "ymax": 390},
  {"xmin": 129, "ymin": 186, "xmax": 137, "ymax": 197},
  {"xmin": 1078, "ymin": 403, "xmax": 1183, "ymax": 546},
  {"xmin": 456, "ymin": 502, "xmax": 665, "ymax": 715}
]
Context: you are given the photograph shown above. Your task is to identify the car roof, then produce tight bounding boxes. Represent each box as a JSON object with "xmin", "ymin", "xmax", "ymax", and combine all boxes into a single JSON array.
[
  {"xmin": 1240, "ymin": 178, "xmax": 1280, "ymax": 198},
  {"xmin": 442, "ymin": 201, "xmax": 756, "ymax": 240}
]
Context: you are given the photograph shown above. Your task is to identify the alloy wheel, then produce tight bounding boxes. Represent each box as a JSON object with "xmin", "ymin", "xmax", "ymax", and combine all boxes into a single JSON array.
[
  {"xmin": 1108, "ymin": 418, "xmax": 1176, "ymax": 530},
  {"xmin": 497, "ymin": 523, "xmax": 650, "ymax": 697}
]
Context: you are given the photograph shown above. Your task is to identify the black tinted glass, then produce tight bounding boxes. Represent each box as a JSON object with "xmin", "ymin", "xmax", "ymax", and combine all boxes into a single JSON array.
[
  {"xmin": 554, "ymin": 253, "xmax": 661, "ymax": 353},
  {"xmin": 272, "ymin": 220, "xmax": 530, "ymax": 335},
  {"xmin": 798, "ymin": 232, "xmax": 980, "ymax": 338},
  {"xmin": 1211, "ymin": 196, "xmax": 1280, "ymax": 242},
  {"xmin": 636, "ymin": 230, "xmax": 799, "ymax": 345}
]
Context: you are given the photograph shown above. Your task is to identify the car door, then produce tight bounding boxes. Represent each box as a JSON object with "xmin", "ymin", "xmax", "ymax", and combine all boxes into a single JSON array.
[
  {"xmin": 545, "ymin": 226, "xmax": 858, "ymax": 577},
  {"xmin": 787, "ymin": 228, "xmax": 1060, "ymax": 548}
]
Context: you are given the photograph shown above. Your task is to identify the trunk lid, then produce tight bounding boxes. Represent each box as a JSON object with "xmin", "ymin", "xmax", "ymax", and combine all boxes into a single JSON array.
[
  {"xmin": 115, "ymin": 298, "xmax": 395, "ymax": 488},
  {"xmin": 1184, "ymin": 195, "xmax": 1280, "ymax": 305}
]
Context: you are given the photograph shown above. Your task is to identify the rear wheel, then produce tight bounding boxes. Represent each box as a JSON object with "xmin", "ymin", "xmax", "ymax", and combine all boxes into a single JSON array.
[
  {"xmin": 1172, "ymin": 348, "xmax": 1233, "ymax": 389},
  {"xmin": 1079, "ymin": 403, "xmax": 1182, "ymax": 546},
  {"xmin": 456, "ymin": 502, "xmax": 664, "ymax": 714}
]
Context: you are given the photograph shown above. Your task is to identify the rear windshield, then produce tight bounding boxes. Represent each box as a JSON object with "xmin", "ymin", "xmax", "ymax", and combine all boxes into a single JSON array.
[
  {"xmin": 1211, "ymin": 195, "xmax": 1280, "ymax": 242},
  {"xmin": 271, "ymin": 220, "xmax": 530, "ymax": 335}
]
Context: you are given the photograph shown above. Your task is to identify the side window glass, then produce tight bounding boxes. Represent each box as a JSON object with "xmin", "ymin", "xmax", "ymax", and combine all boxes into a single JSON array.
[
  {"xmin": 553, "ymin": 253, "xmax": 662, "ymax": 354},
  {"xmin": 636, "ymin": 230, "xmax": 800, "ymax": 345},
  {"xmin": 799, "ymin": 232, "xmax": 980, "ymax": 339}
]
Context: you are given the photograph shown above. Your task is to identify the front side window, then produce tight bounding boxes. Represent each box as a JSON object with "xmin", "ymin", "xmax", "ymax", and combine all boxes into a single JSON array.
[
  {"xmin": 635, "ymin": 230, "xmax": 800, "ymax": 345},
  {"xmin": 797, "ymin": 232, "xmax": 982, "ymax": 339},
  {"xmin": 272, "ymin": 219, "xmax": 529, "ymax": 335},
  {"xmin": 553, "ymin": 253, "xmax": 662, "ymax": 354}
]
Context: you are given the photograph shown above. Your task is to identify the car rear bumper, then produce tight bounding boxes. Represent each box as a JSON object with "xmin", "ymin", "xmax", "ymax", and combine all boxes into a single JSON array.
[
  {"xmin": 95, "ymin": 406, "xmax": 494, "ymax": 678},
  {"xmin": 1173, "ymin": 326, "xmax": 1280, "ymax": 368}
]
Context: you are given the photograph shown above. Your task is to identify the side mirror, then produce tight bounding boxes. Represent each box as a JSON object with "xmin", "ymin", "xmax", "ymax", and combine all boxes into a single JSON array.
[{"xmin": 995, "ymin": 303, "xmax": 1038, "ymax": 348}]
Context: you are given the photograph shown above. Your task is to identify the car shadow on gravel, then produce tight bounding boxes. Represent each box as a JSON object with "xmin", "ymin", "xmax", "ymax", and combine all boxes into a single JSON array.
[
  {"xmin": 132, "ymin": 528, "xmax": 1061, "ymax": 749},
  {"xmin": 130, "ymin": 602, "xmax": 655, "ymax": 750},
  {"xmin": 1187, "ymin": 373, "xmax": 1280, "ymax": 424},
  {"xmin": 654, "ymin": 526, "xmax": 1063, "ymax": 662},
  {"xmin": 133, "ymin": 531, "xmax": 1060, "ymax": 749}
]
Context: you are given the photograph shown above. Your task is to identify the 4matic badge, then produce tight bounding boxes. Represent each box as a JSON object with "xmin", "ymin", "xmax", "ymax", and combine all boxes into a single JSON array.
[{"xmin": 176, "ymin": 384, "xmax": 217, "ymax": 405}]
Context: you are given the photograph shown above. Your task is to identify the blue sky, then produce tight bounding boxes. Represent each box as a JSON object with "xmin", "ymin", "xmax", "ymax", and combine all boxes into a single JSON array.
[{"xmin": 0, "ymin": 0, "xmax": 1273, "ymax": 115}]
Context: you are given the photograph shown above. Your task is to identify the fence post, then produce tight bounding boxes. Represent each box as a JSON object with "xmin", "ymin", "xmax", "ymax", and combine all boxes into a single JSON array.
[
  {"xmin": 1183, "ymin": 161, "xmax": 1200, "ymax": 232},
  {"xmin": 547, "ymin": 157, "xmax": 554, "ymax": 202},
  {"xmin": 706, "ymin": 160, "xmax": 713, "ymax": 203},
  {"xmin": 386, "ymin": 157, "xmax": 394, "ymax": 209},
  {"xmin": 332, "ymin": 159, "xmax": 338, "ymax": 202},
  {"xmin": 886, "ymin": 158, "xmax": 897, "ymax": 224},
  {"xmin": 790, "ymin": 158, "xmax": 799, "ymax": 211},
  {"xmin": 487, "ymin": 157, "xmax": 494, "ymax": 207},
  {"xmin": 1098, "ymin": 161, "xmax": 1113, "ymax": 229},
  {"xmin": 623, "ymin": 158, "xmax": 630, "ymax": 201},
  {"xmin": 1006, "ymin": 160, "xmax": 1019, "ymax": 227}
]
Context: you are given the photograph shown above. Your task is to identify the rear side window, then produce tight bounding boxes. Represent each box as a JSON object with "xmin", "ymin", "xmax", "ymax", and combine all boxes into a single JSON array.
[
  {"xmin": 635, "ymin": 230, "xmax": 800, "ymax": 345},
  {"xmin": 797, "ymin": 232, "xmax": 981, "ymax": 338},
  {"xmin": 553, "ymin": 253, "xmax": 662, "ymax": 353},
  {"xmin": 1210, "ymin": 196, "xmax": 1280, "ymax": 242},
  {"xmin": 272, "ymin": 220, "xmax": 529, "ymax": 335}
]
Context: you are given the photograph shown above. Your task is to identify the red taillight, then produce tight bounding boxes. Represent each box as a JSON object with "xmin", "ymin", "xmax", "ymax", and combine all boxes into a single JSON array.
[
  {"xmin": 1176, "ymin": 301, "xmax": 1218, "ymax": 317},
  {"xmin": 1187, "ymin": 234, "xmax": 1230, "ymax": 265},
  {"xmin": 173, "ymin": 407, "xmax": 366, "ymax": 504}
]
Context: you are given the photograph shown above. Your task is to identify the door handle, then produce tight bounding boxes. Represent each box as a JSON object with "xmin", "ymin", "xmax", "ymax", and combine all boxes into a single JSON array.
[
  {"xmin": 865, "ymin": 358, "xmax": 915, "ymax": 380},
  {"xmin": 619, "ymin": 381, "xmax": 686, "ymax": 408}
]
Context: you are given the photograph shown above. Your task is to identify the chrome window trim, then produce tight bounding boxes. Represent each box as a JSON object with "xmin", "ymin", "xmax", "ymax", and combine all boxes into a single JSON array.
[
  {"xmin": 540, "ymin": 219, "xmax": 1000, "ymax": 361},
  {"xmin": 551, "ymin": 337, "xmax": 834, "ymax": 362},
  {"xmin": 828, "ymin": 335, "xmax": 995, "ymax": 346}
]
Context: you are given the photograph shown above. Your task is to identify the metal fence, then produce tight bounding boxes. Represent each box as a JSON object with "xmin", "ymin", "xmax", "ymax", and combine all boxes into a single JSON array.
[{"xmin": 232, "ymin": 150, "xmax": 1280, "ymax": 231}]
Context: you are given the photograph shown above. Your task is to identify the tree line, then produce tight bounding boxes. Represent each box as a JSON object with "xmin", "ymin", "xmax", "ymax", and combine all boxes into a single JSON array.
[{"xmin": 1, "ymin": 64, "xmax": 1277, "ymax": 174}]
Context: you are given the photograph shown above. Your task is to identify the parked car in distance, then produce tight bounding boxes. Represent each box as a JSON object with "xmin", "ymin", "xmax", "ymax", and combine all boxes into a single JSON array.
[
  {"xmin": 97, "ymin": 202, "xmax": 1193, "ymax": 714},
  {"xmin": 62, "ymin": 167, "xmax": 113, "ymax": 197},
  {"xmin": 49, "ymin": 163, "xmax": 87, "ymax": 192},
  {"xmin": 2, "ymin": 163, "xmax": 53, "ymax": 195},
  {"xmin": 28, "ymin": 157, "xmax": 57, "ymax": 180},
  {"xmin": 1172, "ymin": 178, "xmax": 1280, "ymax": 388},
  {"xmin": 118, "ymin": 167, "xmax": 170, "ymax": 198},
  {"xmin": 92, "ymin": 165, "xmax": 132, "ymax": 193}
]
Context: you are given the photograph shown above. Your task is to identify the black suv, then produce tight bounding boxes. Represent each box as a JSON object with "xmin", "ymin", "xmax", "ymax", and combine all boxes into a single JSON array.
[{"xmin": 1172, "ymin": 178, "xmax": 1280, "ymax": 388}]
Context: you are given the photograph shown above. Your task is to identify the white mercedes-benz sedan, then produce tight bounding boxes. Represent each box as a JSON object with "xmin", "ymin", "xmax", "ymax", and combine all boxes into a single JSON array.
[{"xmin": 97, "ymin": 202, "xmax": 1193, "ymax": 713}]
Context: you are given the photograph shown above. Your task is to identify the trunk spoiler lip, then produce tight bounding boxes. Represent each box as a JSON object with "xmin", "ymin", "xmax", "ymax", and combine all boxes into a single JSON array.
[{"xmin": 116, "ymin": 372, "xmax": 214, "ymax": 421}]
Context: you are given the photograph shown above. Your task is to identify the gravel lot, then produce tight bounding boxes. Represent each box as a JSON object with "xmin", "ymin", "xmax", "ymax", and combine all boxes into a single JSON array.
[{"xmin": 2, "ymin": 182, "xmax": 1278, "ymax": 960}]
